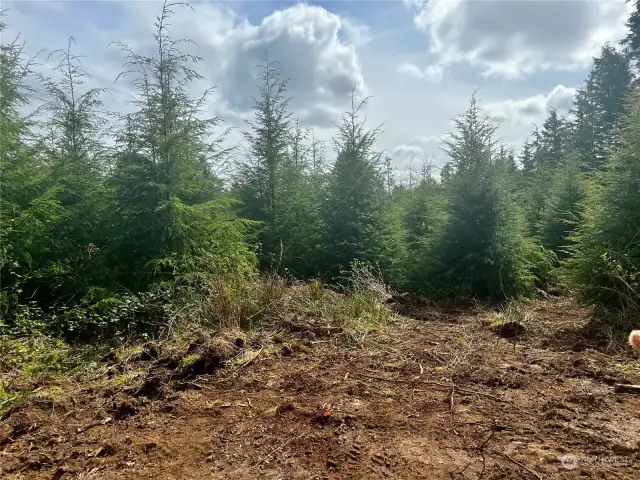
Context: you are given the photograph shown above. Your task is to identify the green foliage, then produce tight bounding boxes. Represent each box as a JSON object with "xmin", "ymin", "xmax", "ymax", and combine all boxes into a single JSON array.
[
  {"xmin": 571, "ymin": 44, "xmax": 633, "ymax": 171},
  {"xmin": 539, "ymin": 155, "xmax": 585, "ymax": 257},
  {"xmin": 321, "ymin": 91, "xmax": 390, "ymax": 281},
  {"xmin": 3, "ymin": 1, "xmax": 640, "ymax": 343},
  {"xmin": 429, "ymin": 96, "xmax": 534, "ymax": 300},
  {"xmin": 567, "ymin": 90, "xmax": 640, "ymax": 312},
  {"xmin": 622, "ymin": 1, "xmax": 640, "ymax": 77},
  {"xmin": 400, "ymin": 177, "xmax": 448, "ymax": 293}
]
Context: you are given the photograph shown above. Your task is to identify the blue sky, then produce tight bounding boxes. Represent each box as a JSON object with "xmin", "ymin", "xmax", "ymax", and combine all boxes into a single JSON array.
[{"xmin": 2, "ymin": 0, "xmax": 634, "ymax": 176}]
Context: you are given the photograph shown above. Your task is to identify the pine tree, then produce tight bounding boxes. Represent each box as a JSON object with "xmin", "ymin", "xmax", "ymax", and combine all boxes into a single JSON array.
[
  {"xmin": 571, "ymin": 44, "xmax": 633, "ymax": 171},
  {"xmin": 430, "ymin": 94, "xmax": 533, "ymax": 299},
  {"xmin": 269, "ymin": 119, "xmax": 322, "ymax": 278},
  {"xmin": 567, "ymin": 90, "xmax": 640, "ymax": 312},
  {"xmin": 109, "ymin": 1, "xmax": 254, "ymax": 290},
  {"xmin": 401, "ymin": 172, "xmax": 447, "ymax": 293},
  {"xmin": 622, "ymin": 0, "xmax": 640, "ymax": 76},
  {"xmin": 234, "ymin": 56, "xmax": 293, "ymax": 268},
  {"xmin": 0, "ymin": 15, "xmax": 67, "ymax": 313},
  {"xmin": 539, "ymin": 155, "xmax": 585, "ymax": 258},
  {"xmin": 321, "ymin": 89, "xmax": 388, "ymax": 282},
  {"xmin": 539, "ymin": 108, "xmax": 566, "ymax": 170},
  {"xmin": 33, "ymin": 37, "xmax": 111, "ymax": 299}
]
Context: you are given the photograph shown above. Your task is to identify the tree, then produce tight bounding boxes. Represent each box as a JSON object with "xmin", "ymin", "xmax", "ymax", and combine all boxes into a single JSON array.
[
  {"xmin": 538, "ymin": 108, "xmax": 566, "ymax": 170},
  {"xmin": 441, "ymin": 93, "xmax": 497, "ymax": 175},
  {"xmin": 320, "ymin": 89, "xmax": 389, "ymax": 282},
  {"xmin": 401, "ymin": 174, "xmax": 447, "ymax": 293},
  {"xmin": 622, "ymin": 0, "xmax": 640, "ymax": 76},
  {"xmin": 571, "ymin": 44, "xmax": 633, "ymax": 171},
  {"xmin": 31, "ymin": 37, "xmax": 111, "ymax": 301},
  {"xmin": 0, "ymin": 15, "xmax": 67, "ymax": 315},
  {"xmin": 429, "ymin": 94, "xmax": 534, "ymax": 299},
  {"xmin": 108, "ymin": 1, "xmax": 253, "ymax": 291},
  {"xmin": 567, "ymin": 90, "xmax": 640, "ymax": 313},
  {"xmin": 539, "ymin": 155, "xmax": 585, "ymax": 258},
  {"xmin": 234, "ymin": 56, "xmax": 293, "ymax": 268}
]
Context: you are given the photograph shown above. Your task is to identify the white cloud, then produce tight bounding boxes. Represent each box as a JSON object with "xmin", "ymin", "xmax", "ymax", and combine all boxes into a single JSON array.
[
  {"xmin": 195, "ymin": 2, "xmax": 366, "ymax": 121},
  {"xmin": 392, "ymin": 135, "xmax": 447, "ymax": 168},
  {"xmin": 398, "ymin": 62, "xmax": 443, "ymax": 82},
  {"xmin": 410, "ymin": 0, "xmax": 632, "ymax": 78},
  {"xmin": 485, "ymin": 84, "xmax": 577, "ymax": 126}
]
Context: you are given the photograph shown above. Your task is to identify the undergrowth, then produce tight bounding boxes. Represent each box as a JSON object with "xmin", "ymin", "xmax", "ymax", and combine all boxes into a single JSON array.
[{"xmin": 0, "ymin": 262, "xmax": 396, "ymax": 418}]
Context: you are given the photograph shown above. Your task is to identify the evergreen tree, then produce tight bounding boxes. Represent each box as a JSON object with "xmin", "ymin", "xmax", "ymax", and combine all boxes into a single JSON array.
[
  {"xmin": 401, "ymin": 171, "xmax": 447, "ymax": 293},
  {"xmin": 430, "ymin": 94, "xmax": 533, "ymax": 299},
  {"xmin": 538, "ymin": 108, "xmax": 566, "ymax": 170},
  {"xmin": 622, "ymin": 0, "xmax": 640, "ymax": 76},
  {"xmin": 269, "ymin": 120, "xmax": 322, "ymax": 278},
  {"xmin": 234, "ymin": 56, "xmax": 292, "ymax": 268},
  {"xmin": 0, "ymin": 16, "xmax": 66, "ymax": 313},
  {"xmin": 567, "ymin": 90, "xmax": 640, "ymax": 312},
  {"xmin": 32, "ymin": 37, "xmax": 111, "ymax": 300},
  {"xmin": 571, "ymin": 44, "xmax": 633, "ymax": 171},
  {"xmin": 109, "ymin": 1, "xmax": 254, "ymax": 290},
  {"xmin": 321, "ymin": 90, "xmax": 388, "ymax": 281},
  {"xmin": 539, "ymin": 155, "xmax": 585, "ymax": 258}
]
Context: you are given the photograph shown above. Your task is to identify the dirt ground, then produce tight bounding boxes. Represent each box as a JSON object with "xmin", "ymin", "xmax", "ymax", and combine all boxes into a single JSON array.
[{"xmin": 2, "ymin": 297, "xmax": 640, "ymax": 479}]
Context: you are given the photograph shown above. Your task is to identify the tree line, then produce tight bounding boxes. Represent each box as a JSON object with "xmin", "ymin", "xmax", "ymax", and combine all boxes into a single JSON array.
[{"xmin": 1, "ymin": 1, "xmax": 640, "ymax": 340}]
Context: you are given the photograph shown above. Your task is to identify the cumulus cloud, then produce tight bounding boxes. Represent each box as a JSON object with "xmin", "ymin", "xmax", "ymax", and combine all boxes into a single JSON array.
[
  {"xmin": 173, "ymin": 2, "xmax": 367, "ymax": 125},
  {"xmin": 22, "ymin": 1, "xmax": 367, "ymax": 132},
  {"xmin": 398, "ymin": 62, "xmax": 443, "ymax": 82},
  {"xmin": 485, "ymin": 84, "xmax": 577, "ymax": 126},
  {"xmin": 410, "ymin": 0, "xmax": 632, "ymax": 78}
]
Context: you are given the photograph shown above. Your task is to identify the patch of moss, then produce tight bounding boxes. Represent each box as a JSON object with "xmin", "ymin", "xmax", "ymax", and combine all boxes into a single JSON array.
[{"xmin": 181, "ymin": 353, "xmax": 201, "ymax": 368}]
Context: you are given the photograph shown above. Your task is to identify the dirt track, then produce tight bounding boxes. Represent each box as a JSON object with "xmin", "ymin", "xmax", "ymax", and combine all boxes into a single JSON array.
[{"xmin": 2, "ymin": 298, "xmax": 640, "ymax": 479}]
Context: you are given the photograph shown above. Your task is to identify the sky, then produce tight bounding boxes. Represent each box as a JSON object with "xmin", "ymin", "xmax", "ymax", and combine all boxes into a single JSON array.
[{"xmin": 2, "ymin": 0, "xmax": 634, "ymax": 178}]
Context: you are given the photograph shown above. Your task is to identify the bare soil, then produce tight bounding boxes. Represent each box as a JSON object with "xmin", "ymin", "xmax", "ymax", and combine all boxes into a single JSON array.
[{"xmin": 2, "ymin": 298, "xmax": 640, "ymax": 479}]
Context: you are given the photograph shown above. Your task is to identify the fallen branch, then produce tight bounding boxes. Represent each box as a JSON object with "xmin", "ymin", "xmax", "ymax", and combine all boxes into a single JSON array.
[
  {"xmin": 614, "ymin": 383, "xmax": 640, "ymax": 394},
  {"xmin": 497, "ymin": 452, "xmax": 543, "ymax": 480}
]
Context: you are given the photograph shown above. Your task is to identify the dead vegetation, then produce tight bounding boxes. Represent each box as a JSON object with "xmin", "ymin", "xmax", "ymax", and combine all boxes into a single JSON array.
[{"xmin": 2, "ymin": 282, "xmax": 640, "ymax": 479}]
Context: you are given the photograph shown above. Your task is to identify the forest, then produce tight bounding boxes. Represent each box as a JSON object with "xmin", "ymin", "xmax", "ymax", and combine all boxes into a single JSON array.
[
  {"xmin": 1, "ymin": 1, "xmax": 640, "ymax": 341},
  {"xmin": 3, "ymin": 2, "xmax": 640, "ymax": 478}
]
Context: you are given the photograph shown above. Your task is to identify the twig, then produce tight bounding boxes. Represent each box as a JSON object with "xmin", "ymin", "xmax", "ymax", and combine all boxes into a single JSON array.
[
  {"xmin": 0, "ymin": 395, "xmax": 18, "ymax": 410},
  {"xmin": 497, "ymin": 452, "xmax": 543, "ymax": 480},
  {"xmin": 448, "ymin": 379, "xmax": 456, "ymax": 414},
  {"xmin": 614, "ymin": 383, "xmax": 640, "ymax": 394},
  {"xmin": 232, "ymin": 346, "xmax": 264, "ymax": 375},
  {"xmin": 252, "ymin": 431, "xmax": 307, "ymax": 468},
  {"xmin": 478, "ymin": 421, "xmax": 497, "ymax": 477},
  {"xmin": 352, "ymin": 372, "xmax": 510, "ymax": 403}
]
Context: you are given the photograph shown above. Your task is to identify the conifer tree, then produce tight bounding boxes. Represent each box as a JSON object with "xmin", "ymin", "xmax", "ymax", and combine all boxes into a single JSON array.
[
  {"xmin": 33, "ymin": 37, "xmax": 111, "ymax": 299},
  {"xmin": 539, "ymin": 155, "xmax": 585, "ymax": 258},
  {"xmin": 321, "ymin": 89, "xmax": 388, "ymax": 281},
  {"xmin": 109, "ymin": 1, "xmax": 253, "ymax": 290},
  {"xmin": 401, "ymin": 167, "xmax": 447, "ymax": 293},
  {"xmin": 270, "ymin": 120, "xmax": 322, "ymax": 278},
  {"xmin": 622, "ymin": 0, "xmax": 640, "ymax": 77},
  {"xmin": 234, "ymin": 56, "xmax": 292, "ymax": 268},
  {"xmin": 571, "ymin": 44, "xmax": 633, "ymax": 171},
  {"xmin": 430, "ymin": 94, "xmax": 533, "ymax": 299},
  {"xmin": 567, "ymin": 90, "xmax": 640, "ymax": 312},
  {"xmin": 0, "ymin": 15, "xmax": 66, "ymax": 312}
]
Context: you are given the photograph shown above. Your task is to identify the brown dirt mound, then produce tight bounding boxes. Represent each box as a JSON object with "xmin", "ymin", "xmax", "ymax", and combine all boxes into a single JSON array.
[{"xmin": 2, "ymin": 298, "xmax": 640, "ymax": 479}]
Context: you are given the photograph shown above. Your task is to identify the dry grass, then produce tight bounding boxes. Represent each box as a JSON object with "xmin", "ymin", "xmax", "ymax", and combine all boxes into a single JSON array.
[{"xmin": 0, "ymin": 266, "xmax": 397, "ymax": 419}]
